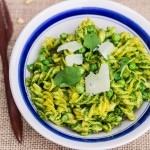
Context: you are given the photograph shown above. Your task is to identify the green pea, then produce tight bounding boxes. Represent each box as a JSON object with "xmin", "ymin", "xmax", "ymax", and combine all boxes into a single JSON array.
[
  {"xmin": 76, "ymin": 85, "xmax": 84, "ymax": 94},
  {"xmin": 121, "ymin": 57, "xmax": 129, "ymax": 64},
  {"xmin": 43, "ymin": 59, "xmax": 50, "ymax": 65},
  {"xmin": 79, "ymin": 47, "xmax": 86, "ymax": 54},
  {"xmin": 60, "ymin": 33, "xmax": 68, "ymax": 39},
  {"xmin": 78, "ymin": 67, "xmax": 85, "ymax": 74},
  {"xmin": 113, "ymin": 71, "xmax": 121, "ymax": 80},
  {"xmin": 38, "ymin": 54, "xmax": 45, "ymax": 61},
  {"xmin": 87, "ymin": 25, "xmax": 94, "ymax": 32},
  {"xmin": 106, "ymin": 89, "xmax": 113, "ymax": 98},
  {"xmin": 90, "ymin": 63, "xmax": 98, "ymax": 72},
  {"xmin": 129, "ymin": 62, "xmax": 137, "ymax": 70},
  {"xmin": 117, "ymin": 79, "xmax": 125, "ymax": 85},
  {"xmin": 61, "ymin": 114, "xmax": 68, "ymax": 122},
  {"xmin": 27, "ymin": 64, "xmax": 34, "ymax": 72},
  {"xmin": 112, "ymin": 33, "xmax": 121, "ymax": 42}
]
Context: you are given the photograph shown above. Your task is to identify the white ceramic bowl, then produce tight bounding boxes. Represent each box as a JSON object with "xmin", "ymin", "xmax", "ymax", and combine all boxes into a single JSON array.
[{"xmin": 9, "ymin": 0, "xmax": 150, "ymax": 149}]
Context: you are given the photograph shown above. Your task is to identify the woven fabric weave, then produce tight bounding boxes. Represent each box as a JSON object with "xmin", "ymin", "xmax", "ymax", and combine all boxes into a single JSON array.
[{"xmin": 0, "ymin": 0, "xmax": 149, "ymax": 149}]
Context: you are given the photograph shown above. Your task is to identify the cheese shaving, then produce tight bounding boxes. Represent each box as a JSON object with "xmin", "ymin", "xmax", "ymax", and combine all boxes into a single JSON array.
[
  {"xmin": 57, "ymin": 41, "xmax": 83, "ymax": 52},
  {"xmin": 98, "ymin": 41, "xmax": 115, "ymax": 59},
  {"xmin": 85, "ymin": 63, "xmax": 110, "ymax": 95},
  {"xmin": 65, "ymin": 54, "xmax": 83, "ymax": 66}
]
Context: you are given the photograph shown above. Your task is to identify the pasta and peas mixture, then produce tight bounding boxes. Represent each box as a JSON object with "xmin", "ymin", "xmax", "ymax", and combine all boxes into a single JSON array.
[{"xmin": 26, "ymin": 18, "xmax": 150, "ymax": 136}]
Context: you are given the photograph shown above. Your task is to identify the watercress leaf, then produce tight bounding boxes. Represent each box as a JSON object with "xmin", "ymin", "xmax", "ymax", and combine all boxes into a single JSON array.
[
  {"xmin": 60, "ymin": 83, "xmax": 70, "ymax": 88},
  {"xmin": 54, "ymin": 66, "xmax": 82, "ymax": 87},
  {"xmin": 83, "ymin": 33, "xmax": 100, "ymax": 51},
  {"xmin": 121, "ymin": 57, "xmax": 129, "ymax": 65},
  {"xmin": 54, "ymin": 71, "xmax": 64, "ymax": 86},
  {"xmin": 63, "ymin": 66, "xmax": 82, "ymax": 86},
  {"xmin": 113, "ymin": 71, "xmax": 121, "ymax": 80}
]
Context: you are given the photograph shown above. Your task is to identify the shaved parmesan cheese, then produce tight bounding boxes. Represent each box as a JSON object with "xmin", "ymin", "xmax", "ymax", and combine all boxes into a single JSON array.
[
  {"xmin": 85, "ymin": 63, "xmax": 110, "ymax": 95},
  {"xmin": 57, "ymin": 41, "xmax": 83, "ymax": 52},
  {"xmin": 98, "ymin": 41, "xmax": 115, "ymax": 59},
  {"xmin": 66, "ymin": 54, "xmax": 83, "ymax": 66}
]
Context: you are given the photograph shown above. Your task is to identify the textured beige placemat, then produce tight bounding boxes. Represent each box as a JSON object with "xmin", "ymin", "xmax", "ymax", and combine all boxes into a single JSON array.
[{"xmin": 0, "ymin": 0, "xmax": 149, "ymax": 149}]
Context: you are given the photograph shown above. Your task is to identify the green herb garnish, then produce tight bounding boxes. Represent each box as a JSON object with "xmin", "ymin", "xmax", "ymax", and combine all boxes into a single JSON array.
[
  {"xmin": 54, "ymin": 66, "xmax": 82, "ymax": 87},
  {"xmin": 114, "ymin": 57, "xmax": 130, "ymax": 78},
  {"xmin": 83, "ymin": 33, "xmax": 100, "ymax": 51}
]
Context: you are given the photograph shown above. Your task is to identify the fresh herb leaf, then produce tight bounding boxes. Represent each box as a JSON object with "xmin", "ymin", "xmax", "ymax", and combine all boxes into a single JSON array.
[
  {"xmin": 54, "ymin": 71, "xmax": 64, "ymax": 86},
  {"xmin": 114, "ymin": 57, "xmax": 130, "ymax": 78},
  {"xmin": 64, "ymin": 67, "xmax": 82, "ymax": 86},
  {"xmin": 54, "ymin": 66, "xmax": 82, "ymax": 87},
  {"xmin": 120, "ymin": 57, "xmax": 133, "ymax": 77},
  {"xmin": 83, "ymin": 33, "xmax": 100, "ymax": 51},
  {"xmin": 60, "ymin": 83, "xmax": 70, "ymax": 88},
  {"xmin": 121, "ymin": 57, "xmax": 129, "ymax": 65},
  {"xmin": 113, "ymin": 71, "xmax": 121, "ymax": 80}
]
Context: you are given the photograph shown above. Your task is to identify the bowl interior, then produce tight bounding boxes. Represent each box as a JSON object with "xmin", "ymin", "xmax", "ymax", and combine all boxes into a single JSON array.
[{"xmin": 25, "ymin": 15, "xmax": 149, "ymax": 139}]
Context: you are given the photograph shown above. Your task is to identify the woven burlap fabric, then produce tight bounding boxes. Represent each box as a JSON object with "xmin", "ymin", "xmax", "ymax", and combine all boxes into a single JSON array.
[{"xmin": 0, "ymin": 0, "xmax": 149, "ymax": 149}]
